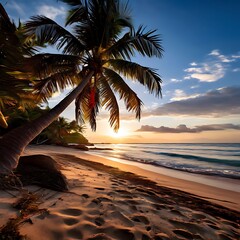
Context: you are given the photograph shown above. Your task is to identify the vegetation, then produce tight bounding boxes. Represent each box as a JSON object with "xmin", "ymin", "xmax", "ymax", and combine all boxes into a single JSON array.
[
  {"xmin": 0, "ymin": 106, "xmax": 89, "ymax": 146},
  {"xmin": 0, "ymin": 4, "xmax": 39, "ymax": 129},
  {"xmin": 0, "ymin": 191, "xmax": 48, "ymax": 240},
  {"xmin": 0, "ymin": 0, "xmax": 163, "ymax": 173}
]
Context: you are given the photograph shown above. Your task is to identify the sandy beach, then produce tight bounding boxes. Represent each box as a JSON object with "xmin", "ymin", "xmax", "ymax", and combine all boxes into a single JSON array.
[{"xmin": 0, "ymin": 145, "xmax": 239, "ymax": 240}]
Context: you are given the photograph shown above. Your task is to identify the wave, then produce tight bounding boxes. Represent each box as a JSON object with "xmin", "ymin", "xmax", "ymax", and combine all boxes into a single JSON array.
[
  {"xmin": 144, "ymin": 151, "xmax": 240, "ymax": 167},
  {"xmin": 116, "ymin": 153, "xmax": 240, "ymax": 179}
]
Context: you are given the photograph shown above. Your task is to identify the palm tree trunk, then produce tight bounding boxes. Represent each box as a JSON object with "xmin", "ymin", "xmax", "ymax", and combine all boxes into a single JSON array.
[{"xmin": 0, "ymin": 71, "xmax": 94, "ymax": 174}]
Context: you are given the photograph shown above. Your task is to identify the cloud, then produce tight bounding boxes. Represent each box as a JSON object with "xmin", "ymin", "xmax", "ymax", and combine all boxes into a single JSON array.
[
  {"xmin": 136, "ymin": 123, "xmax": 240, "ymax": 133},
  {"xmin": 233, "ymin": 68, "xmax": 240, "ymax": 72},
  {"xmin": 232, "ymin": 54, "xmax": 240, "ymax": 59},
  {"xmin": 145, "ymin": 86, "xmax": 240, "ymax": 117},
  {"xmin": 170, "ymin": 89, "xmax": 201, "ymax": 101},
  {"xmin": 184, "ymin": 62, "xmax": 225, "ymax": 82},
  {"xmin": 209, "ymin": 49, "xmax": 220, "ymax": 56},
  {"xmin": 37, "ymin": 5, "xmax": 66, "ymax": 20},
  {"xmin": 184, "ymin": 49, "xmax": 238, "ymax": 82},
  {"xmin": 209, "ymin": 49, "xmax": 234, "ymax": 63},
  {"xmin": 170, "ymin": 78, "xmax": 182, "ymax": 83}
]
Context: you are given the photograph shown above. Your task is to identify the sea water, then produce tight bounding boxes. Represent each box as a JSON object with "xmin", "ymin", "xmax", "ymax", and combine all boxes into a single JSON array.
[{"xmin": 89, "ymin": 143, "xmax": 240, "ymax": 179}]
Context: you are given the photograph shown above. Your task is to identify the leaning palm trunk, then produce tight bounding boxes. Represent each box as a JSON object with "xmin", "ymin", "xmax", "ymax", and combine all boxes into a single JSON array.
[{"xmin": 0, "ymin": 72, "xmax": 93, "ymax": 174}]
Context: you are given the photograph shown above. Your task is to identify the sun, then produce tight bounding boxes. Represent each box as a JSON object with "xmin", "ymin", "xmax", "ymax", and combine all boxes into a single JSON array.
[{"xmin": 109, "ymin": 127, "xmax": 129, "ymax": 138}]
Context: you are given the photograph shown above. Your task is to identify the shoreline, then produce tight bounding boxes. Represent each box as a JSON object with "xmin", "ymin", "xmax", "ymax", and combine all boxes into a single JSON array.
[
  {"xmin": 86, "ymin": 152, "xmax": 240, "ymax": 191},
  {"xmin": 0, "ymin": 144, "xmax": 239, "ymax": 240},
  {"xmin": 24, "ymin": 145, "xmax": 240, "ymax": 211}
]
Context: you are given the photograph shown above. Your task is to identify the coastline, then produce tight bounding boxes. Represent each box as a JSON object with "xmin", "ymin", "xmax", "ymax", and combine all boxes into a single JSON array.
[
  {"xmin": 0, "ymin": 144, "xmax": 239, "ymax": 239},
  {"xmin": 24, "ymin": 145, "xmax": 240, "ymax": 211}
]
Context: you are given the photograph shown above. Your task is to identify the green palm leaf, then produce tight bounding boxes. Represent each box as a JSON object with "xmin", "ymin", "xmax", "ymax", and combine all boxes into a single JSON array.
[
  {"xmin": 131, "ymin": 25, "xmax": 163, "ymax": 58},
  {"xmin": 98, "ymin": 76, "xmax": 120, "ymax": 131},
  {"xmin": 105, "ymin": 25, "xmax": 163, "ymax": 59},
  {"xmin": 108, "ymin": 59, "xmax": 162, "ymax": 97},
  {"xmin": 24, "ymin": 16, "xmax": 85, "ymax": 55},
  {"xmin": 104, "ymin": 68, "xmax": 142, "ymax": 119}
]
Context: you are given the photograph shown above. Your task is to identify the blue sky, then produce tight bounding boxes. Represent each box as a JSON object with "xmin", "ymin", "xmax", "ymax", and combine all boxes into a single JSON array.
[{"xmin": 3, "ymin": 0, "xmax": 240, "ymax": 143}]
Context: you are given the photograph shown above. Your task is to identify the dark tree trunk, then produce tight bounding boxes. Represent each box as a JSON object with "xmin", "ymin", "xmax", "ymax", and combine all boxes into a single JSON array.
[{"xmin": 0, "ymin": 72, "xmax": 93, "ymax": 173}]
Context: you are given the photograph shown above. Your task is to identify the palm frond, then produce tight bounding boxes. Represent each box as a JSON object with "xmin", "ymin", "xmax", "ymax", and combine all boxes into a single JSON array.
[
  {"xmin": 105, "ymin": 26, "xmax": 163, "ymax": 59},
  {"xmin": 108, "ymin": 59, "xmax": 162, "ymax": 97},
  {"xmin": 98, "ymin": 76, "xmax": 120, "ymax": 132},
  {"xmin": 131, "ymin": 25, "xmax": 163, "ymax": 58},
  {"xmin": 25, "ymin": 53, "xmax": 80, "ymax": 77},
  {"xmin": 75, "ymin": 81, "xmax": 100, "ymax": 131},
  {"xmin": 24, "ymin": 16, "xmax": 85, "ymax": 55},
  {"xmin": 65, "ymin": 5, "xmax": 87, "ymax": 26},
  {"xmin": 33, "ymin": 70, "xmax": 78, "ymax": 101},
  {"xmin": 104, "ymin": 68, "xmax": 142, "ymax": 119},
  {"xmin": 103, "ymin": 32, "xmax": 134, "ymax": 60}
]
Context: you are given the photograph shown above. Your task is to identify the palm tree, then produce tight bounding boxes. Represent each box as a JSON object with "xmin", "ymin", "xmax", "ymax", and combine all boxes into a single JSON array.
[
  {"xmin": 0, "ymin": 0, "xmax": 163, "ymax": 174},
  {"xmin": 0, "ymin": 3, "xmax": 39, "ymax": 128}
]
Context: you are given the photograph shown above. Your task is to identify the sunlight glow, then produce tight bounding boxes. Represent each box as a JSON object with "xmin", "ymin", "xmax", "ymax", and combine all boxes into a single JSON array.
[{"xmin": 108, "ymin": 127, "xmax": 129, "ymax": 138}]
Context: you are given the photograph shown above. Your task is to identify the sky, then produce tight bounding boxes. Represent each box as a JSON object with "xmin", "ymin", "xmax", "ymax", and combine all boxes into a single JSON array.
[{"xmin": 3, "ymin": 0, "xmax": 240, "ymax": 143}]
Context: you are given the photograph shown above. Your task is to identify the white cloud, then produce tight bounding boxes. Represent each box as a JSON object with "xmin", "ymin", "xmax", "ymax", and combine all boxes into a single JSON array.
[
  {"xmin": 184, "ymin": 62, "xmax": 225, "ymax": 82},
  {"xmin": 170, "ymin": 78, "xmax": 182, "ymax": 83},
  {"xmin": 183, "ymin": 49, "xmax": 240, "ymax": 82},
  {"xmin": 232, "ymin": 54, "xmax": 240, "ymax": 59},
  {"xmin": 170, "ymin": 89, "xmax": 201, "ymax": 101},
  {"xmin": 209, "ymin": 49, "xmax": 234, "ymax": 63},
  {"xmin": 38, "ymin": 5, "xmax": 66, "ymax": 20},
  {"xmin": 209, "ymin": 49, "xmax": 220, "ymax": 56},
  {"xmin": 233, "ymin": 68, "xmax": 240, "ymax": 72},
  {"xmin": 190, "ymin": 85, "xmax": 199, "ymax": 89}
]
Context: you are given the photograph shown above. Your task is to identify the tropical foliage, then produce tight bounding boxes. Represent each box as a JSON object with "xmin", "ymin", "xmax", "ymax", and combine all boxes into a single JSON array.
[
  {"xmin": 25, "ymin": 0, "xmax": 163, "ymax": 132},
  {"xmin": 0, "ymin": 106, "xmax": 88, "ymax": 146},
  {"xmin": 0, "ymin": 0, "xmax": 163, "ymax": 174},
  {"xmin": 0, "ymin": 4, "xmax": 38, "ymax": 128}
]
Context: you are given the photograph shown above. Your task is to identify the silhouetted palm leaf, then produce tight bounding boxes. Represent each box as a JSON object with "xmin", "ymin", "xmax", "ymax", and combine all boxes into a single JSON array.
[
  {"xmin": 104, "ymin": 68, "xmax": 142, "ymax": 119},
  {"xmin": 107, "ymin": 59, "xmax": 162, "ymax": 97},
  {"xmin": 98, "ymin": 77, "xmax": 120, "ymax": 131},
  {"xmin": 24, "ymin": 16, "xmax": 85, "ymax": 55}
]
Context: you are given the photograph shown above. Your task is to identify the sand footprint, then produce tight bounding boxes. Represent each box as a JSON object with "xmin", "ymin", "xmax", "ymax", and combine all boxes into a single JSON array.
[
  {"xmin": 94, "ymin": 217, "xmax": 105, "ymax": 226},
  {"xmin": 109, "ymin": 210, "xmax": 134, "ymax": 227},
  {"xmin": 60, "ymin": 208, "xmax": 82, "ymax": 216},
  {"xmin": 63, "ymin": 217, "xmax": 79, "ymax": 226},
  {"xmin": 173, "ymin": 229, "xmax": 194, "ymax": 239},
  {"xmin": 112, "ymin": 228, "xmax": 135, "ymax": 240},
  {"xmin": 66, "ymin": 228, "xmax": 83, "ymax": 239},
  {"xmin": 131, "ymin": 215, "xmax": 150, "ymax": 225}
]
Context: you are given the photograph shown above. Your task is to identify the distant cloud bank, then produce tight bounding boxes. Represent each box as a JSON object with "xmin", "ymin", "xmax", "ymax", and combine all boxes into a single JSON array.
[
  {"xmin": 136, "ymin": 123, "xmax": 240, "ymax": 133},
  {"xmin": 145, "ymin": 86, "xmax": 240, "ymax": 117}
]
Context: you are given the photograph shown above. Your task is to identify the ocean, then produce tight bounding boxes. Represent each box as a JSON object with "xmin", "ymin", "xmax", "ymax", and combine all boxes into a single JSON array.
[{"xmin": 89, "ymin": 143, "xmax": 240, "ymax": 180}]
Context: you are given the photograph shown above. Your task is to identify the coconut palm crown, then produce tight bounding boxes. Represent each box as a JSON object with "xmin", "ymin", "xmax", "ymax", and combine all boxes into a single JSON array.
[{"xmin": 25, "ymin": 0, "xmax": 163, "ymax": 132}]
